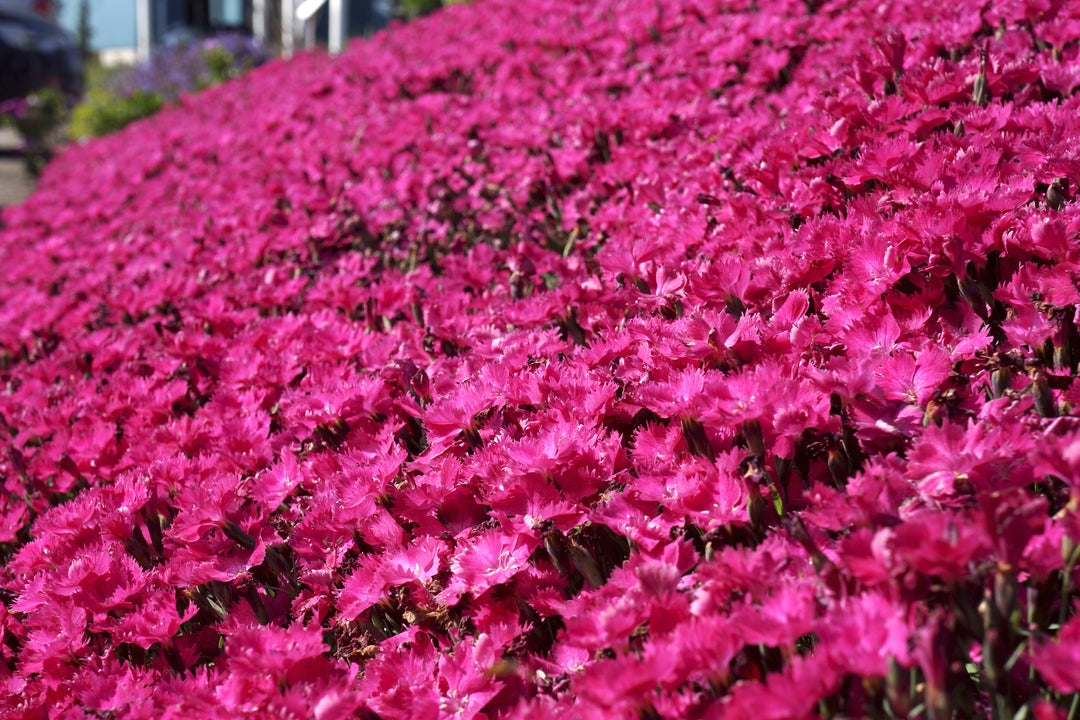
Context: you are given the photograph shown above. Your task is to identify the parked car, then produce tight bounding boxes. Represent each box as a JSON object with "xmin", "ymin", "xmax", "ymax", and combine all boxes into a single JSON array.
[
  {"xmin": 0, "ymin": 0, "xmax": 56, "ymax": 21},
  {"xmin": 0, "ymin": 1, "xmax": 81, "ymax": 103}
]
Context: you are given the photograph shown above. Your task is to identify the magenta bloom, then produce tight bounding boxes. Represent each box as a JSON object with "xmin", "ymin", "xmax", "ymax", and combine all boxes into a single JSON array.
[{"xmin": 3, "ymin": 0, "xmax": 1080, "ymax": 716}]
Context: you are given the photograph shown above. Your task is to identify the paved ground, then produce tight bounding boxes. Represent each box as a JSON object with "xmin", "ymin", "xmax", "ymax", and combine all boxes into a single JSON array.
[{"xmin": 0, "ymin": 127, "xmax": 35, "ymax": 211}]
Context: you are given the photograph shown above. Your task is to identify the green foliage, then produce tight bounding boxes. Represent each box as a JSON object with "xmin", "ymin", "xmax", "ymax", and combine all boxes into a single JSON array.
[
  {"xmin": 202, "ymin": 45, "xmax": 238, "ymax": 86},
  {"xmin": 397, "ymin": 0, "xmax": 442, "ymax": 17},
  {"xmin": 69, "ymin": 62, "xmax": 163, "ymax": 140},
  {"xmin": 200, "ymin": 42, "xmax": 262, "ymax": 87},
  {"xmin": 398, "ymin": 0, "xmax": 473, "ymax": 18},
  {"xmin": 69, "ymin": 87, "xmax": 163, "ymax": 140}
]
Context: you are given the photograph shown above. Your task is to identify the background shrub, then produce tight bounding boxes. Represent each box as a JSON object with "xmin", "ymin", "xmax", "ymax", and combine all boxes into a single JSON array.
[
  {"xmin": 69, "ymin": 33, "xmax": 269, "ymax": 140},
  {"xmin": 398, "ymin": 0, "xmax": 469, "ymax": 17},
  {"xmin": 1, "ymin": 88, "xmax": 71, "ymax": 176},
  {"xmin": 68, "ymin": 86, "xmax": 163, "ymax": 139}
]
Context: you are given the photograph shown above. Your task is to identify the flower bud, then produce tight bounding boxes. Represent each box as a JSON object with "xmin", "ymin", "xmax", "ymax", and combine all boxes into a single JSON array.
[
  {"xmin": 742, "ymin": 418, "xmax": 765, "ymax": 456},
  {"xmin": 775, "ymin": 456, "xmax": 792, "ymax": 498},
  {"xmin": 972, "ymin": 48, "xmax": 989, "ymax": 107},
  {"xmin": 222, "ymin": 520, "xmax": 257, "ymax": 550},
  {"xmin": 1032, "ymin": 376, "xmax": 1057, "ymax": 418},
  {"xmin": 411, "ymin": 368, "xmax": 432, "ymax": 403},
  {"xmin": 681, "ymin": 417, "xmax": 714, "ymax": 461},
  {"xmin": 568, "ymin": 539, "xmax": 604, "ymax": 588},
  {"xmin": 541, "ymin": 525, "xmax": 570, "ymax": 577},
  {"xmin": 747, "ymin": 487, "xmax": 768, "ymax": 536},
  {"xmin": 1063, "ymin": 532, "xmax": 1076, "ymax": 567},
  {"xmin": 991, "ymin": 366, "xmax": 1011, "ymax": 398},
  {"xmin": 1034, "ymin": 337, "xmax": 1055, "ymax": 365},
  {"xmin": 827, "ymin": 444, "xmax": 850, "ymax": 485},
  {"xmin": 886, "ymin": 657, "xmax": 910, "ymax": 716},
  {"xmin": 993, "ymin": 568, "xmax": 1017, "ymax": 624},
  {"xmin": 245, "ymin": 586, "xmax": 270, "ymax": 625},
  {"xmin": 1048, "ymin": 178, "xmax": 1066, "ymax": 211}
]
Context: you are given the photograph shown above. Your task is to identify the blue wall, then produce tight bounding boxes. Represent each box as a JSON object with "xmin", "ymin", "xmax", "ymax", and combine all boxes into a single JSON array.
[
  {"xmin": 56, "ymin": 0, "xmax": 244, "ymax": 51},
  {"xmin": 58, "ymin": 0, "xmax": 137, "ymax": 50}
]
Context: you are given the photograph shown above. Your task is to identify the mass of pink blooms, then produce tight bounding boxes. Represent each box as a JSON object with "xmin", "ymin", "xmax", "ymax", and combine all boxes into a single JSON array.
[{"xmin": 3, "ymin": 0, "xmax": 1080, "ymax": 717}]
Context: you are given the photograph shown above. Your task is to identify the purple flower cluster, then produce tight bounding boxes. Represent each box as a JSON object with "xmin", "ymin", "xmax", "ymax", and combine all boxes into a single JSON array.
[
  {"xmin": 114, "ymin": 33, "xmax": 270, "ymax": 103},
  {"xmin": 3, "ymin": 0, "xmax": 1080, "ymax": 717}
]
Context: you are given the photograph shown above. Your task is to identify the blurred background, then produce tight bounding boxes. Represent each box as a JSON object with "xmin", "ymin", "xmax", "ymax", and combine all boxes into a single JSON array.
[{"xmin": 0, "ymin": 0, "xmax": 459, "ymax": 208}]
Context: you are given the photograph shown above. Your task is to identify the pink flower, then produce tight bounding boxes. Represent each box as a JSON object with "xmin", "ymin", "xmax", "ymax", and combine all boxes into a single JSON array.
[
  {"xmin": 906, "ymin": 418, "xmax": 1035, "ymax": 500},
  {"xmin": 874, "ymin": 347, "xmax": 952, "ymax": 408},
  {"xmin": 217, "ymin": 618, "xmax": 361, "ymax": 716},
  {"xmin": 1031, "ymin": 608, "xmax": 1080, "ymax": 693},
  {"xmin": 880, "ymin": 508, "xmax": 991, "ymax": 581},
  {"xmin": 338, "ymin": 536, "xmax": 447, "ymax": 616},
  {"xmin": 817, "ymin": 591, "xmax": 912, "ymax": 675},
  {"xmin": 100, "ymin": 587, "xmax": 198, "ymax": 649},
  {"xmin": 6, "ymin": 0, "xmax": 1080, "ymax": 713},
  {"xmin": 438, "ymin": 530, "xmax": 536, "ymax": 605}
]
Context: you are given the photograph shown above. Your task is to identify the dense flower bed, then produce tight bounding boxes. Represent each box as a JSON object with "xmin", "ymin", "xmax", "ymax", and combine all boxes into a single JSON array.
[{"xmin": 3, "ymin": 0, "xmax": 1080, "ymax": 716}]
